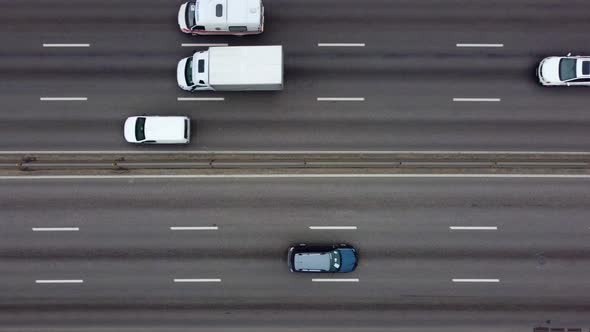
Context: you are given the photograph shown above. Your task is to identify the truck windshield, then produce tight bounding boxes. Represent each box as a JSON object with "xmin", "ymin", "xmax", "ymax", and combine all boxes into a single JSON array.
[
  {"xmin": 185, "ymin": 57, "xmax": 194, "ymax": 86},
  {"xmin": 135, "ymin": 117, "xmax": 146, "ymax": 141}
]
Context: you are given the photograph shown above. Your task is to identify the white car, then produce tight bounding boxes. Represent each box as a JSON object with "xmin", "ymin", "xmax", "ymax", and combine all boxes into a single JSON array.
[
  {"xmin": 124, "ymin": 116, "xmax": 190, "ymax": 144},
  {"xmin": 178, "ymin": 0, "xmax": 264, "ymax": 36},
  {"xmin": 538, "ymin": 53, "xmax": 590, "ymax": 86}
]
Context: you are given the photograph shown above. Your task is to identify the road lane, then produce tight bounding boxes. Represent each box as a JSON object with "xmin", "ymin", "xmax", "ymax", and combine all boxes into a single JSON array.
[
  {"xmin": 1, "ymin": 0, "xmax": 590, "ymax": 151},
  {"xmin": 0, "ymin": 177, "xmax": 589, "ymax": 329}
]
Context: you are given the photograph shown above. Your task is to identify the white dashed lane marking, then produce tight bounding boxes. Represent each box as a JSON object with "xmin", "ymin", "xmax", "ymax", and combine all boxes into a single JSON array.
[
  {"xmin": 453, "ymin": 98, "xmax": 501, "ymax": 102},
  {"xmin": 317, "ymin": 97, "xmax": 365, "ymax": 101},
  {"xmin": 32, "ymin": 227, "xmax": 79, "ymax": 231},
  {"xmin": 40, "ymin": 97, "xmax": 87, "ymax": 101},
  {"xmin": 43, "ymin": 44, "xmax": 90, "ymax": 48},
  {"xmin": 36, "ymin": 279, "xmax": 84, "ymax": 284},
  {"xmin": 318, "ymin": 43, "xmax": 365, "ymax": 47},
  {"xmin": 170, "ymin": 226, "xmax": 218, "ymax": 230},
  {"xmin": 309, "ymin": 226, "xmax": 357, "ymax": 230},
  {"xmin": 449, "ymin": 226, "xmax": 497, "ymax": 231},
  {"xmin": 456, "ymin": 43, "xmax": 504, "ymax": 48},
  {"xmin": 173, "ymin": 279, "xmax": 222, "ymax": 283},
  {"xmin": 312, "ymin": 278, "xmax": 359, "ymax": 282},
  {"xmin": 452, "ymin": 279, "xmax": 500, "ymax": 283}
]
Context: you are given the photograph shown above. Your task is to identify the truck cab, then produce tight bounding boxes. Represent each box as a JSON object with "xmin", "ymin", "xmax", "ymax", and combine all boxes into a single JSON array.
[
  {"xmin": 177, "ymin": 51, "xmax": 211, "ymax": 91},
  {"xmin": 178, "ymin": 0, "xmax": 264, "ymax": 36}
]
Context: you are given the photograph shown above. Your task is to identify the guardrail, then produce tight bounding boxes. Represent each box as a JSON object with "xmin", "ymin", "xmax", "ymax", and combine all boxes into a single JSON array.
[{"xmin": 1, "ymin": 152, "xmax": 589, "ymax": 174}]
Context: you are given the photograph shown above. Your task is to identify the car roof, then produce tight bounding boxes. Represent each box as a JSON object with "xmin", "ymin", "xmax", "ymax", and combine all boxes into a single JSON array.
[
  {"xmin": 197, "ymin": 0, "xmax": 261, "ymax": 26},
  {"xmin": 144, "ymin": 117, "xmax": 186, "ymax": 142},
  {"xmin": 577, "ymin": 58, "xmax": 590, "ymax": 77},
  {"xmin": 294, "ymin": 252, "xmax": 331, "ymax": 271}
]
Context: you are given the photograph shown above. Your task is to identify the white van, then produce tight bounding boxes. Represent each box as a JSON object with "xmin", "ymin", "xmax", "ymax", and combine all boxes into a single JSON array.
[
  {"xmin": 124, "ymin": 116, "xmax": 191, "ymax": 144},
  {"xmin": 178, "ymin": 0, "xmax": 264, "ymax": 36}
]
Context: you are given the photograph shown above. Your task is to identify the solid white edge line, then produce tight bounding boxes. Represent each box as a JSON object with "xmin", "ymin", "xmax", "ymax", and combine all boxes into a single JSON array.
[
  {"xmin": 312, "ymin": 278, "xmax": 359, "ymax": 282},
  {"xmin": 170, "ymin": 226, "xmax": 218, "ymax": 230},
  {"xmin": 449, "ymin": 226, "xmax": 497, "ymax": 230},
  {"xmin": 42, "ymin": 44, "xmax": 90, "ymax": 47},
  {"xmin": 40, "ymin": 97, "xmax": 87, "ymax": 101},
  {"xmin": 3, "ymin": 174, "xmax": 590, "ymax": 180},
  {"xmin": 181, "ymin": 43, "xmax": 228, "ymax": 47},
  {"xmin": 177, "ymin": 97, "xmax": 225, "ymax": 101},
  {"xmin": 32, "ymin": 227, "xmax": 79, "ymax": 231},
  {"xmin": 456, "ymin": 43, "xmax": 504, "ymax": 48},
  {"xmin": 1, "ymin": 150, "xmax": 588, "ymax": 155},
  {"xmin": 453, "ymin": 98, "xmax": 501, "ymax": 102},
  {"xmin": 309, "ymin": 226, "xmax": 358, "ymax": 230},
  {"xmin": 318, "ymin": 43, "xmax": 365, "ymax": 47},
  {"xmin": 317, "ymin": 97, "xmax": 365, "ymax": 101},
  {"xmin": 452, "ymin": 279, "xmax": 500, "ymax": 283},
  {"xmin": 35, "ymin": 279, "xmax": 84, "ymax": 284},
  {"xmin": 173, "ymin": 279, "xmax": 222, "ymax": 283}
]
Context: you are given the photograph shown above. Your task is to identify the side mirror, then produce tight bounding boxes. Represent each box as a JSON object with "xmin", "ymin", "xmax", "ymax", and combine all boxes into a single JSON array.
[
  {"xmin": 567, "ymin": 52, "xmax": 572, "ymax": 56},
  {"xmin": 566, "ymin": 83, "xmax": 571, "ymax": 86}
]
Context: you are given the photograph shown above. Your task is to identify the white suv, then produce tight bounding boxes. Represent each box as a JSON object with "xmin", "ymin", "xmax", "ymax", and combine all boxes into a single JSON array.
[
  {"xmin": 538, "ymin": 53, "xmax": 590, "ymax": 86},
  {"xmin": 124, "ymin": 116, "xmax": 190, "ymax": 144}
]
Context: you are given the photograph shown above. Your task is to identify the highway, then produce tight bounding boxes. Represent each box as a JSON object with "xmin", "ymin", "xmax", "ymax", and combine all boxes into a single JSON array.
[
  {"xmin": 0, "ymin": 176, "xmax": 589, "ymax": 330},
  {"xmin": 2, "ymin": 0, "xmax": 590, "ymax": 151}
]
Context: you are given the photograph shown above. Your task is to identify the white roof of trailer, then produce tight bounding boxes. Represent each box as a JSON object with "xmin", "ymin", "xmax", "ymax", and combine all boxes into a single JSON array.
[
  {"xmin": 209, "ymin": 45, "xmax": 282, "ymax": 85},
  {"xmin": 196, "ymin": 0, "xmax": 262, "ymax": 26}
]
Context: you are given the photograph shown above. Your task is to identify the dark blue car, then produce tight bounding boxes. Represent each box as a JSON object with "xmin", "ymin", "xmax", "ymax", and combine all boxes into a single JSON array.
[{"xmin": 288, "ymin": 244, "xmax": 358, "ymax": 273}]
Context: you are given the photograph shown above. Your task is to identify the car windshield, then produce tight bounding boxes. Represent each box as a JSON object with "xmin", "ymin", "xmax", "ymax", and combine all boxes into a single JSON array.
[
  {"xmin": 329, "ymin": 250, "xmax": 341, "ymax": 272},
  {"xmin": 185, "ymin": 57, "xmax": 194, "ymax": 86},
  {"xmin": 135, "ymin": 117, "xmax": 146, "ymax": 141},
  {"xmin": 559, "ymin": 58, "xmax": 577, "ymax": 81},
  {"xmin": 187, "ymin": 2, "xmax": 196, "ymax": 28}
]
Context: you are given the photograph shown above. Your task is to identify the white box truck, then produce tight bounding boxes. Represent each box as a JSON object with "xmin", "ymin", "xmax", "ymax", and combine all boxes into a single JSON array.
[{"xmin": 177, "ymin": 45, "xmax": 283, "ymax": 92}]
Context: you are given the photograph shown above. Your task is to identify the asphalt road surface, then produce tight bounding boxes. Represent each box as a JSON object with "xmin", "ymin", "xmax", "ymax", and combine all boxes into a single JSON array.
[
  {"xmin": 0, "ymin": 176, "xmax": 589, "ymax": 331},
  {"xmin": 2, "ymin": 0, "xmax": 590, "ymax": 151}
]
